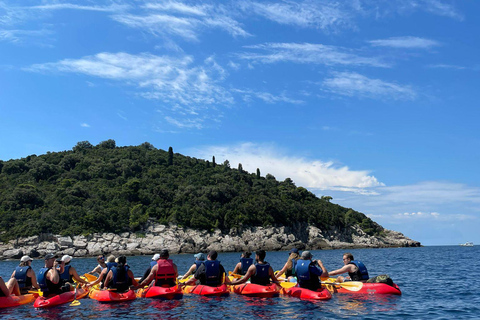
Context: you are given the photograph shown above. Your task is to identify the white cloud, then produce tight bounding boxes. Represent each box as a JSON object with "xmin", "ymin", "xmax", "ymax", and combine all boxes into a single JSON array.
[
  {"xmin": 368, "ymin": 36, "xmax": 441, "ymax": 49},
  {"xmin": 142, "ymin": 1, "xmax": 209, "ymax": 16},
  {"xmin": 322, "ymin": 71, "xmax": 416, "ymax": 100},
  {"xmin": 232, "ymin": 88, "xmax": 304, "ymax": 104},
  {"xmin": 238, "ymin": 42, "xmax": 388, "ymax": 67},
  {"xmin": 80, "ymin": 123, "xmax": 90, "ymax": 127},
  {"xmin": 190, "ymin": 142, "xmax": 384, "ymax": 193},
  {"xmin": 427, "ymin": 64, "xmax": 466, "ymax": 70},
  {"xmin": 28, "ymin": 3, "xmax": 129, "ymax": 12},
  {"xmin": 0, "ymin": 28, "xmax": 52, "ymax": 44},
  {"xmin": 165, "ymin": 116, "xmax": 203, "ymax": 129},
  {"xmin": 422, "ymin": 0, "xmax": 463, "ymax": 20}
]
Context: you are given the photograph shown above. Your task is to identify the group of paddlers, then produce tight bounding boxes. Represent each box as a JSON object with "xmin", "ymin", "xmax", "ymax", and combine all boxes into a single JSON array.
[{"xmin": 0, "ymin": 248, "xmax": 369, "ymax": 298}]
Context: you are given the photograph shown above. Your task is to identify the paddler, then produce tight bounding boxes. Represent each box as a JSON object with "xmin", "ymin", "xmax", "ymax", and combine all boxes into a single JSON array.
[
  {"xmin": 230, "ymin": 250, "xmax": 279, "ymax": 286},
  {"xmin": 58, "ymin": 255, "xmax": 89, "ymax": 287},
  {"xmin": 328, "ymin": 253, "xmax": 369, "ymax": 282},
  {"xmin": 295, "ymin": 251, "xmax": 328, "ymax": 291},
  {"xmin": 139, "ymin": 253, "xmax": 161, "ymax": 283},
  {"xmin": 11, "ymin": 255, "xmax": 40, "ymax": 294},
  {"xmin": 185, "ymin": 250, "xmax": 231, "ymax": 286},
  {"xmin": 0, "ymin": 276, "xmax": 20, "ymax": 297},
  {"xmin": 275, "ymin": 248, "xmax": 300, "ymax": 281},
  {"xmin": 180, "ymin": 252, "xmax": 206, "ymax": 280},
  {"xmin": 103, "ymin": 255, "xmax": 138, "ymax": 292},
  {"xmin": 88, "ymin": 255, "xmax": 116, "ymax": 288},
  {"xmin": 88, "ymin": 255, "xmax": 107, "ymax": 276},
  {"xmin": 231, "ymin": 251, "xmax": 253, "ymax": 276},
  {"xmin": 37, "ymin": 253, "xmax": 70, "ymax": 297},
  {"xmin": 138, "ymin": 249, "xmax": 178, "ymax": 288}
]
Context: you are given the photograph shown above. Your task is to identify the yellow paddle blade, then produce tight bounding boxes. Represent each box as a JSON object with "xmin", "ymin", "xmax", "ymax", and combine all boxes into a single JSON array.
[
  {"xmin": 228, "ymin": 271, "xmax": 242, "ymax": 279},
  {"xmin": 280, "ymin": 282, "xmax": 297, "ymax": 289},
  {"xmin": 28, "ymin": 290, "xmax": 43, "ymax": 297},
  {"xmin": 83, "ymin": 273, "xmax": 98, "ymax": 282},
  {"xmin": 322, "ymin": 281, "xmax": 363, "ymax": 292},
  {"xmin": 70, "ymin": 300, "xmax": 81, "ymax": 306}
]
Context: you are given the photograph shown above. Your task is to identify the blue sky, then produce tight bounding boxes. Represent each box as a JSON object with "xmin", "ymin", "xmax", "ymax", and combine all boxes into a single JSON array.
[{"xmin": 1, "ymin": 0, "xmax": 479, "ymax": 246}]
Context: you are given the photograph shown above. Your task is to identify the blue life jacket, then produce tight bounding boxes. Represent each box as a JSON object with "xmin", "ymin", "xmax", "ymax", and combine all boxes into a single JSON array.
[
  {"xmin": 349, "ymin": 260, "xmax": 369, "ymax": 281},
  {"xmin": 295, "ymin": 260, "xmax": 311, "ymax": 281},
  {"xmin": 59, "ymin": 265, "xmax": 72, "ymax": 284},
  {"xmin": 194, "ymin": 260, "xmax": 204, "ymax": 270},
  {"xmin": 240, "ymin": 258, "xmax": 253, "ymax": 275},
  {"xmin": 111, "ymin": 266, "xmax": 130, "ymax": 288},
  {"xmin": 251, "ymin": 263, "xmax": 270, "ymax": 285},
  {"xmin": 37, "ymin": 267, "xmax": 50, "ymax": 294},
  {"xmin": 150, "ymin": 260, "xmax": 157, "ymax": 268},
  {"xmin": 204, "ymin": 260, "xmax": 221, "ymax": 286},
  {"xmin": 106, "ymin": 262, "xmax": 118, "ymax": 273},
  {"xmin": 15, "ymin": 266, "xmax": 31, "ymax": 289}
]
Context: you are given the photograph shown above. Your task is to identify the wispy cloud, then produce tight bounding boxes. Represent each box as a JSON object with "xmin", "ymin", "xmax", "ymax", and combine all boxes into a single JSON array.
[
  {"xmin": 80, "ymin": 123, "xmax": 90, "ymax": 128},
  {"xmin": 427, "ymin": 64, "xmax": 466, "ymax": 70},
  {"xmin": 28, "ymin": 3, "xmax": 129, "ymax": 12},
  {"xmin": 0, "ymin": 28, "xmax": 52, "ymax": 43},
  {"xmin": 191, "ymin": 142, "xmax": 384, "ymax": 193},
  {"xmin": 322, "ymin": 71, "xmax": 416, "ymax": 100},
  {"xmin": 368, "ymin": 36, "xmax": 441, "ymax": 49},
  {"xmin": 165, "ymin": 116, "xmax": 203, "ymax": 129},
  {"xmin": 232, "ymin": 88, "xmax": 304, "ymax": 104},
  {"xmin": 422, "ymin": 0, "xmax": 463, "ymax": 20},
  {"xmin": 238, "ymin": 42, "xmax": 388, "ymax": 67}
]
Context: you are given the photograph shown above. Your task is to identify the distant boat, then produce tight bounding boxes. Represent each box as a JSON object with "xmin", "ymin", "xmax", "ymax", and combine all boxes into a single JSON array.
[{"xmin": 460, "ymin": 242, "xmax": 474, "ymax": 247}]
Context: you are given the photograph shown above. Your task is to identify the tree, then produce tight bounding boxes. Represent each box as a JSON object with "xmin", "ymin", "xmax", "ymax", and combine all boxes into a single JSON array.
[
  {"xmin": 256, "ymin": 168, "xmax": 261, "ymax": 178},
  {"xmin": 168, "ymin": 147, "xmax": 173, "ymax": 166},
  {"xmin": 212, "ymin": 156, "xmax": 216, "ymax": 167},
  {"xmin": 321, "ymin": 196, "xmax": 333, "ymax": 202},
  {"xmin": 238, "ymin": 163, "xmax": 243, "ymax": 172},
  {"xmin": 73, "ymin": 141, "xmax": 93, "ymax": 153},
  {"xmin": 98, "ymin": 139, "xmax": 116, "ymax": 149}
]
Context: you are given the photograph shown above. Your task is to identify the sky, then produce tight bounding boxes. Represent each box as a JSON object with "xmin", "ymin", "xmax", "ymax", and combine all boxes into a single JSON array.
[{"xmin": 1, "ymin": 0, "xmax": 479, "ymax": 246}]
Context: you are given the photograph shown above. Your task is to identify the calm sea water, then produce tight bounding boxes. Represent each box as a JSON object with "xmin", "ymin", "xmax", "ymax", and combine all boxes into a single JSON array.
[{"xmin": 1, "ymin": 246, "xmax": 478, "ymax": 319}]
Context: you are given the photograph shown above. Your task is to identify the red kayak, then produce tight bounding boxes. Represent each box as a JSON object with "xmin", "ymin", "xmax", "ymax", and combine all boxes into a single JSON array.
[
  {"xmin": 34, "ymin": 288, "xmax": 88, "ymax": 308},
  {"xmin": 0, "ymin": 294, "xmax": 36, "ymax": 309},
  {"xmin": 230, "ymin": 283, "xmax": 281, "ymax": 298},
  {"xmin": 282, "ymin": 286, "xmax": 332, "ymax": 300},
  {"xmin": 137, "ymin": 285, "xmax": 183, "ymax": 300},
  {"xmin": 182, "ymin": 284, "xmax": 229, "ymax": 296},
  {"xmin": 89, "ymin": 289, "xmax": 136, "ymax": 303},
  {"xmin": 324, "ymin": 282, "xmax": 402, "ymax": 295}
]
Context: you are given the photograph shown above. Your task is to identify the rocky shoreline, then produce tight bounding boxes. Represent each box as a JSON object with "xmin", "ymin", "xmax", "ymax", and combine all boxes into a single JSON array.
[{"xmin": 0, "ymin": 223, "xmax": 420, "ymax": 260}]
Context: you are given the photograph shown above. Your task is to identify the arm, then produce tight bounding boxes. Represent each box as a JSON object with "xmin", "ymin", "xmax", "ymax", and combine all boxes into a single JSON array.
[
  {"xmin": 48, "ymin": 268, "xmax": 60, "ymax": 285},
  {"xmin": 138, "ymin": 265, "xmax": 156, "ymax": 288},
  {"xmin": 230, "ymin": 265, "xmax": 255, "ymax": 285},
  {"xmin": 316, "ymin": 260, "xmax": 328, "ymax": 278},
  {"xmin": 128, "ymin": 270, "xmax": 138, "ymax": 287},
  {"xmin": 27, "ymin": 268, "xmax": 40, "ymax": 290},
  {"xmin": 232, "ymin": 262, "xmax": 242, "ymax": 275},
  {"xmin": 269, "ymin": 267, "xmax": 280, "ymax": 285},
  {"xmin": 275, "ymin": 261, "xmax": 289, "ymax": 279},
  {"xmin": 70, "ymin": 267, "xmax": 88, "ymax": 285},
  {"xmin": 89, "ymin": 269, "xmax": 106, "ymax": 286},
  {"xmin": 328, "ymin": 265, "xmax": 351, "ymax": 277},
  {"xmin": 103, "ymin": 270, "xmax": 113, "ymax": 288},
  {"xmin": 185, "ymin": 264, "xmax": 204, "ymax": 285},
  {"xmin": 181, "ymin": 264, "xmax": 196, "ymax": 280},
  {"xmin": 10, "ymin": 270, "xmax": 15, "ymax": 279},
  {"xmin": 88, "ymin": 265, "xmax": 101, "ymax": 275}
]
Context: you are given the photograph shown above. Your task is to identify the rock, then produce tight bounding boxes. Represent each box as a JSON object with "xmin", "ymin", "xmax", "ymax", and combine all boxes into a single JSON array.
[
  {"xmin": 3, "ymin": 249, "xmax": 23, "ymax": 259},
  {"xmin": 62, "ymin": 248, "xmax": 76, "ymax": 256},
  {"xmin": 74, "ymin": 249, "xmax": 87, "ymax": 257},
  {"xmin": 73, "ymin": 240, "xmax": 87, "ymax": 248},
  {"xmin": 57, "ymin": 236, "xmax": 73, "ymax": 247},
  {"xmin": 46, "ymin": 243, "xmax": 59, "ymax": 251},
  {"xmin": 126, "ymin": 242, "xmax": 140, "ymax": 251}
]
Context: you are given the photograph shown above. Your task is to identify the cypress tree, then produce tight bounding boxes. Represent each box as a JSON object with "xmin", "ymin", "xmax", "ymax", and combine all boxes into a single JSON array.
[
  {"xmin": 168, "ymin": 146, "xmax": 173, "ymax": 166},
  {"xmin": 256, "ymin": 168, "xmax": 261, "ymax": 178},
  {"xmin": 212, "ymin": 156, "xmax": 216, "ymax": 167}
]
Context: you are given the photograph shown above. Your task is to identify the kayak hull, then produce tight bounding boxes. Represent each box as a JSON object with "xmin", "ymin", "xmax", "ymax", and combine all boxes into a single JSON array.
[
  {"xmin": 324, "ymin": 282, "xmax": 402, "ymax": 295},
  {"xmin": 137, "ymin": 285, "xmax": 183, "ymax": 300},
  {"xmin": 230, "ymin": 283, "xmax": 281, "ymax": 298},
  {"xmin": 282, "ymin": 286, "xmax": 332, "ymax": 300},
  {"xmin": 182, "ymin": 284, "xmax": 229, "ymax": 296},
  {"xmin": 0, "ymin": 294, "xmax": 36, "ymax": 309},
  {"xmin": 33, "ymin": 288, "xmax": 88, "ymax": 308},
  {"xmin": 89, "ymin": 289, "xmax": 136, "ymax": 303}
]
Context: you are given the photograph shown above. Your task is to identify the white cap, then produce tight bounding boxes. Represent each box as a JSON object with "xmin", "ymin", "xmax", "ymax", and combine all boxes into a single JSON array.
[
  {"xmin": 21, "ymin": 255, "xmax": 33, "ymax": 262},
  {"xmin": 61, "ymin": 255, "xmax": 72, "ymax": 263},
  {"xmin": 152, "ymin": 253, "xmax": 160, "ymax": 261}
]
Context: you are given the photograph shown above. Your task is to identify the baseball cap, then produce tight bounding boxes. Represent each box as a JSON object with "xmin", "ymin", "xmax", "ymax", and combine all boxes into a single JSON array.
[
  {"xmin": 61, "ymin": 255, "xmax": 72, "ymax": 263},
  {"xmin": 152, "ymin": 253, "xmax": 161, "ymax": 261},
  {"xmin": 301, "ymin": 251, "xmax": 313, "ymax": 259},
  {"xmin": 194, "ymin": 253, "xmax": 206, "ymax": 261},
  {"xmin": 21, "ymin": 255, "xmax": 33, "ymax": 262},
  {"xmin": 290, "ymin": 248, "xmax": 299, "ymax": 254},
  {"xmin": 44, "ymin": 253, "xmax": 57, "ymax": 260}
]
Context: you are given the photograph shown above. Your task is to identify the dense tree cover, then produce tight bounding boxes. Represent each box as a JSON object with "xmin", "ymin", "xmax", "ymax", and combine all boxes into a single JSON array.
[{"xmin": 0, "ymin": 140, "xmax": 383, "ymax": 241}]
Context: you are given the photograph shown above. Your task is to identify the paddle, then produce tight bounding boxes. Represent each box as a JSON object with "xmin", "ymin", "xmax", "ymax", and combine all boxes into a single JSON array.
[
  {"xmin": 70, "ymin": 286, "xmax": 81, "ymax": 306},
  {"xmin": 228, "ymin": 271, "xmax": 242, "ymax": 279},
  {"xmin": 28, "ymin": 290, "xmax": 43, "ymax": 296},
  {"xmin": 322, "ymin": 281, "xmax": 363, "ymax": 292},
  {"xmin": 279, "ymin": 282, "xmax": 297, "ymax": 289}
]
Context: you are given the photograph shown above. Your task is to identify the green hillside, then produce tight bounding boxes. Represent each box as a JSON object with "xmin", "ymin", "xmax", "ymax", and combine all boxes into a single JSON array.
[{"xmin": 0, "ymin": 140, "xmax": 383, "ymax": 242}]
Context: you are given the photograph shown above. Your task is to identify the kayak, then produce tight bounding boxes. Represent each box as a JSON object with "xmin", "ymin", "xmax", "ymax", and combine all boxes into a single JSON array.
[
  {"xmin": 0, "ymin": 294, "xmax": 36, "ymax": 309},
  {"xmin": 137, "ymin": 285, "xmax": 183, "ymax": 300},
  {"xmin": 33, "ymin": 288, "xmax": 88, "ymax": 308},
  {"xmin": 230, "ymin": 283, "xmax": 281, "ymax": 298},
  {"xmin": 89, "ymin": 289, "xmax": 136, "ymax": 303},
  {"xmin": 182, "ymin": 284, "xmax": 229, "ymax": 296},
  {"xmin": 323, "ymin": 282, "xmax": 402, "ymax": 295},
  {"xmin": 282, "ymin": 286, "xmax": 332, "ymax": 300}
]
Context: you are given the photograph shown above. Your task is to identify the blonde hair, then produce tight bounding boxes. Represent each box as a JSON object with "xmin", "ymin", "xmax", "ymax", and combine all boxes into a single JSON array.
[
  {"xmin": 286, "ymin": 252, "xmax": 300, "ymax": 269},
  {"xmin": 107, "ymin": 255, "xmax": 116, "ymax": 263}
]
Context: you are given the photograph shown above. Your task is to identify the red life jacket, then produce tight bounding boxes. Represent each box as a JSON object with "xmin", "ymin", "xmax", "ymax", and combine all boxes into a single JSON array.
[{"xmin": 155, "ymin": 259, "xmax": 176, "ymax": 282}]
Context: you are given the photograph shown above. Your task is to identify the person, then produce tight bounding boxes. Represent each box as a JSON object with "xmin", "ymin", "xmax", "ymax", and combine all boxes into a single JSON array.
[
  {"xmin": 295, "ymin": 251, "xmax": 328, "ymax": 291},
  {"xmin": 231, "ymin": 251, "xmax": 253, "ymax": 276},
  {"xmin": 11, "ymin": 255, "xmax": 40, "ymax": 294},
  {"xmin": 37, "ymin": 253, "xmax": 70, "ymax": 297},
  {"xmin": 230, "ymin": 250, "xmax": 279, "ymax": 286},
  {"xmin": 139, "ymin": 253, "xmax": 161, "ymax": 283},
  {"xmin": 88, "ymin": 255, "xmax": 107, "ymax": 276},
  {"xmin": 58, "ymin": 255, "xmax": 89, "ymax": 287},
  {"xmin": 103, "ymin": 255, "xmax": 138, "ymax": 292},
  {"xmin": 138, "ymin": 249, "xmax": 178, "ymax": 288},
  {"xmin": 186, "ymin": 250, "xmax": 231, "ymax": 286},
  {"xmin": 275, "ymin": 248, "xmax": 300, "ymax": 281},
  {"xmin": 328, "ymin": 253, "xmax": 369, "ymax": 282},
  {"xmin": 0, "ymin": 276, "xmax": 20, "ymax": 297},
  {"xmin": 88, "ymin": 255, "xmax": 116, "ymax": 288},
  {"xmin": 180, "ymin": 253, "xmax": 206, "ymax": 280}
]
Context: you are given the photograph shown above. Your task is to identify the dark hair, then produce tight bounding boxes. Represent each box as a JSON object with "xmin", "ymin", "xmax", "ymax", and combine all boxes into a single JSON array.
[
  {"xmin": 208, "ymin": 250, "xmax": 218, "ymax": 260},
  {"xmin": 160, "ymin": 249, "xmax": 169, "ymax": 258},
  {"xmin": 116, "ymin": 255, "xmax": 127, "ymax": 281},
  {"xmin": 243, "ymin": 251, "xmax": 252, "ymax": 258},
  {"xmin": 344, "ymin": 253, "xmax": 354, "ymax": 261},
  {"xmin": 256, "ymin": 250, "xmax": 266, "ymax": 261}
]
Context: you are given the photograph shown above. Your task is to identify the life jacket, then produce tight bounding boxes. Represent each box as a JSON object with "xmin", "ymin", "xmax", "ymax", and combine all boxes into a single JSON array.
[
  {"xmin": 155, "ymin": 259, "xmax": 176, "ymax": 287},
  {"xmin": 285, "ymin": 259, "xmax": 297, "ymax": 277},
  {"xmin": 106, "ymin": 262, "xmax": 118, "ymax": 273},
  {"xmin": 15, "ymin": 266, "xmax": 32, "ymax": 289},
  {"xmin": 239, "ymin": 258, "xmax": 253, "ymax": 275},
  {"xmin": 348, "ymin": 260, "xmax": 369, "ymax": 281},
  {"xmin": 194, "ymin": 260, "xmax": 204, "ymax": 270},
  {"xmin": 37, "ymin": 267, "xmax": 62, "ymax": 295},
  {"xmin": 250, "ymin": 263, "xmax": 270, "ymax": 285},
  {"xmin": 150, "ymin": 260, "xmax": 157, "ymax": 268},
  {"xmin": 59, "ymin": 265, "xmax": 73, "ymax": 285},
  {"xmin": 204, "ymin": 260, "xmax": 221, "ymax": 286},
  {"xmin": 295, "ymin": 260, "xmax": 320, "ymax": 291},
  {"xmin": 111, "ymin": 266, "xmax": 131, "ymax": 292}
]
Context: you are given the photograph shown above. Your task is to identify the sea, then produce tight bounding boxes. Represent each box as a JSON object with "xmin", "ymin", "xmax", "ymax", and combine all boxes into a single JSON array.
[{"xmin": 0, "ymin": 245, "xmax": 478, "ymax": 319}]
